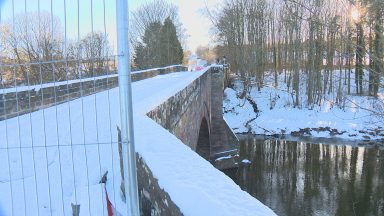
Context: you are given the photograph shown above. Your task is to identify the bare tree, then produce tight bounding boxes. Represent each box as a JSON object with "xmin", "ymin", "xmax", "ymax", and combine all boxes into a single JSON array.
[
  {"xmin": 0, "ymin": 24, "xmax": 10, "ymax": 56},
  {"xmin": 3, "ymin": 11, "xmax": 114, "ymax": 85},
  {"xmin": 80, "ymin": 32, "xmax": 111, "ymax": 77},
  {"xmin": 196, "ymin": 45, "xmax": 217, "ymax": 63},
  {"xmin": 5, "ymin": 12, "xmax": 65, "ymax": 84},
  {"xmin": 130, "ymin": 0, "xmax": 186, "ymax": 52},
  {"xmin": 210, "ymin": 0, "xmax": 382, "ymax": 105}
]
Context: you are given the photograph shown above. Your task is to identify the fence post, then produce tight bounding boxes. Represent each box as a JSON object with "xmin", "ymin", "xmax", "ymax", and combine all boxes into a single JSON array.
[{"xmin": 116, "ymin": 0, "xmax": 140, "ymax": 215}]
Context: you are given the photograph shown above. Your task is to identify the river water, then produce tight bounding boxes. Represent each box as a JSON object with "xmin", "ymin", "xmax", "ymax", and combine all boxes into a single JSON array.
[{"xmin": 224, "ymin": 135, "xmax": 384, "ymax": 216}]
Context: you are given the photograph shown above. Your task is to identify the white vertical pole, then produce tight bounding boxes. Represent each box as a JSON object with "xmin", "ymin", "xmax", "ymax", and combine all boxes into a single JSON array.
[{"xmin": 116, "ymin": 0, "xmax": 140, "ymax": 215}]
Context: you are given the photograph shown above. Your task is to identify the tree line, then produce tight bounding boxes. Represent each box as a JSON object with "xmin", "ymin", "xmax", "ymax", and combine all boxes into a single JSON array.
[
  {"xmin": 0, "ymin": 12, "xmax": 113, "ymax": 87},
  {"xmin": 0, "ymin": 0, "xmax": 186, "ymax": 87},
  {"xmin": 209, "ymin": 0, "xmax": 384, "ymax": 108}
]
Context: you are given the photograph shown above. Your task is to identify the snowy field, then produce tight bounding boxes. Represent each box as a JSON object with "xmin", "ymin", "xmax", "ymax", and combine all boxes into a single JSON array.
[
  {"xmin": 224, "ymin": 70, "xmax": 384, "ymax": 143},
  {"xmin": 0, "ymin": 67, "xmax": 275, "ymax": 216}
]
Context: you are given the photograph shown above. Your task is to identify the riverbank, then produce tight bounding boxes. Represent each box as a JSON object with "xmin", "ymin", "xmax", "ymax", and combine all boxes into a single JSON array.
[{"xmin": 223, "ymin": 72, "xmax": 384, "ymax": 148}]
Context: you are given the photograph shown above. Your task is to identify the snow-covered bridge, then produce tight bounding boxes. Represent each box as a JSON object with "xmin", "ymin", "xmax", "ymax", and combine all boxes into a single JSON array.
[{"xmin": 0, "ymin": 66, "xmax": 275, "ymax": 215}]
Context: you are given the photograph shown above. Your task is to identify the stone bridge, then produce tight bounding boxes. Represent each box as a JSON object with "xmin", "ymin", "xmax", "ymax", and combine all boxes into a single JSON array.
[
  {"xmin": 0, "ymin": 65, "xmax": 275, "ymax": 216},
  {"xmin": 147, "ymin": 66, "xmax": 238, "ymax": 161},
  {"xmin": 0, "ymin": 65, "xmax": 236, "ymax": 159},
  {"xmin": 134, "ymin": 66, "xmax": 274, "ymax": 215}
]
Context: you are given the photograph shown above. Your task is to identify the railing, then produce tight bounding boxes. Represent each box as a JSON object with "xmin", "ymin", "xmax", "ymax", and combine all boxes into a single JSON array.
[{"xmin": 0, "ymin": 1, "xmax": 189, "ymax": 215}]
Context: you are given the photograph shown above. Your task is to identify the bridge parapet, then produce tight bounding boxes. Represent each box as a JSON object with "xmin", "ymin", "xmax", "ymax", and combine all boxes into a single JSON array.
[{"xmin": 0, "ymin": 65, "xmax": 187, "ymax": 120}]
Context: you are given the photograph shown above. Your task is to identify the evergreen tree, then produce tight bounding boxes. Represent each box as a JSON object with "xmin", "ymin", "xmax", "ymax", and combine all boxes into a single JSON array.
[
  {"xmin": 134, "ymin": 21, "xmax": 162, "ymax": 69},
  {"xmin": 134, "ymin": 18, "xmax": 183, "ymax": 69},
  {"xmin": 159, "ymin": 17, "xmax": 184, "ymax": 66},
  {"xmin": 134, "ymin": 42, "xmax": 146, "ymax": 69}
]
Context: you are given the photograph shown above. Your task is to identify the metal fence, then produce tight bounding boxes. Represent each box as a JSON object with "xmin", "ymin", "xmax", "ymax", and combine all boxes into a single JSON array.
[{"xmin": 0, "ymin": 0, "xmax": 137, "ymax": 215}]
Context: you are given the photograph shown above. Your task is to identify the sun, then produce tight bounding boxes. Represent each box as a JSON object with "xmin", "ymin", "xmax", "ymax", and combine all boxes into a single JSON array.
[
  {"xmin": 351, "ymin": 9, "xmax": 360, "ymax": 22},
  {"xmin": 350, "ymin": 5, "xmax": 363, "ymax": 23}
]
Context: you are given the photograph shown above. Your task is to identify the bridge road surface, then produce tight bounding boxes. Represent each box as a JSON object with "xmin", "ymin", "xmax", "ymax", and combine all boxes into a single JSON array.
[{"xmin": 0, "ymin": 68, "xmax": 276, "ymax": 216}]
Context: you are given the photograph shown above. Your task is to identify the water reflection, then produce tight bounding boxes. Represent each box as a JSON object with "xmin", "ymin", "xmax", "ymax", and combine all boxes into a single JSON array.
[{"xmin": 225, "ymin": 136, "xmax": 384, "ymax": 216}]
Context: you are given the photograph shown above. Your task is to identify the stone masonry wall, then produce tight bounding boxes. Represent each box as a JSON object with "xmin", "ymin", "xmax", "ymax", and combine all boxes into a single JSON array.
[
  {"xmin": 136, "ymin": 155, "xmax": 183, "ymax": 216},
  {"xmin": 140, "ymin": 66, "xmax": 239, "ymax": 214},
  {"xmin": 147, "ymin": 70, "xmax": 211, "ymax": 151},
  {"xmin": 147, "ymin": 66, "xmax": 238, "ymax": 158},
  {"xmin": 209, "ymin": 67, "xmax": 239, "ymax": 157}
]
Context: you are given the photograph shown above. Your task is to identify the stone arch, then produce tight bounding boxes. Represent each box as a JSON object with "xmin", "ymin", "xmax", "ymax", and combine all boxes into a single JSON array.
[{"xmin": 196, "ymin": 117, "xmax": 210, "ymax": 160}]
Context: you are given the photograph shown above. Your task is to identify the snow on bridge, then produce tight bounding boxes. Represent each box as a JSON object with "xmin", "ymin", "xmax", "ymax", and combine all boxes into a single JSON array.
[{"xmin": 0, "ymin": 66, "xmax": 276, "ymax": 216}]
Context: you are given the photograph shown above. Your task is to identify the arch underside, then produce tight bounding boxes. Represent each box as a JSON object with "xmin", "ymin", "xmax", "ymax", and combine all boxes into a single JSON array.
[{"xmin": 196, "ymin": 117, "xmax": 210, "ymax": 160}]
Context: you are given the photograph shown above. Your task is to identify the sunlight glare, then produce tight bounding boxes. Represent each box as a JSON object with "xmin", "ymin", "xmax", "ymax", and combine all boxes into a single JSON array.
[{"xmin": 351, "ymin": 7, "xmax": 361, "ymax": 23}]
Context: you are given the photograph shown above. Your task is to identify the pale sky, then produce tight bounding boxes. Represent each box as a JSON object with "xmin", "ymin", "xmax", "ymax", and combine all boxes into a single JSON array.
[
  {"xmin": 0, "ymin": 0, "xmax": 219, "ymax": 52},
  {"xmin": 130, "ymin": 0, "xmax": 220, "ymax": 52},
  {"xmin": 175, "ymin": 0, "xmax": 219, "ymax": 51}
]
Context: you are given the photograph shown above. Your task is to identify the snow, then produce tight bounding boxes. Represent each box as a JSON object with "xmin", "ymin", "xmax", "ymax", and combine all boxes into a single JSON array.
[
  {"xmin": 241, "ymin": 159, "xmax": 251, "ymax": 164},
  {"xmin": 0, "ymin": 66, "xmax": 276, "ymax": 215},
  {"xmin": 131, "ymin": 64, "xmax": 183, "ymax": 74},
  {"xmin": 0, "ymin": 65, "xmax": 183, "ymax": 94},
  {"xmin": 224, "ymin": 70, "xmax": 384, "ymax": 141},
  {"xmin": 1, "ymin": 73, "xmax": 118, "ymax": 94},
  {"xmin": 214, "ymin": 155, "xmax": 233, "ymax": 161}
]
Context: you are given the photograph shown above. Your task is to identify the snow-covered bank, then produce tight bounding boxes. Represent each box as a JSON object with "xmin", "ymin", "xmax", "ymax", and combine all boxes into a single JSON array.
[
  {"xmin": 0, "ymin": 68, "xmax": 276, "ymax": 215},
  {"xmin": 224, "ymin": 72, "xmax": 384, "ymax": 144}
]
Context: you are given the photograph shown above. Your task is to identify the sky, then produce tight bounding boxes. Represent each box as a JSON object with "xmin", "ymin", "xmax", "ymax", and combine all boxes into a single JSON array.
[
  {"xmin": 130, "ymin": 0, "xmax": 220, "ymax": 51},
  {"xmin": 175, "ymin": 0, "xmax": 220, "ymax": 51},
  {"xmin": 0, "ymin": 0, "xmax": 220, "ymax": 52}
]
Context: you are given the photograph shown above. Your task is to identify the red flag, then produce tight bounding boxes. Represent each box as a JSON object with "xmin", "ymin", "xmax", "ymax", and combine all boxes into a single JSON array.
[
  {"xmin": 103, "ymin": 184, "xmax": 124, "ymax": 216},
  {"xmin": 104, "ymin": 184, "xmax": 114, "ymax": 216}
]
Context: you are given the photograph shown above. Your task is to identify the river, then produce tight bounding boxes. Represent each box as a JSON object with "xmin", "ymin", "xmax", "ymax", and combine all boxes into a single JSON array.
[{"xmin": 224, "ymin": 135, "xmax": 384, "ymax": 216}]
